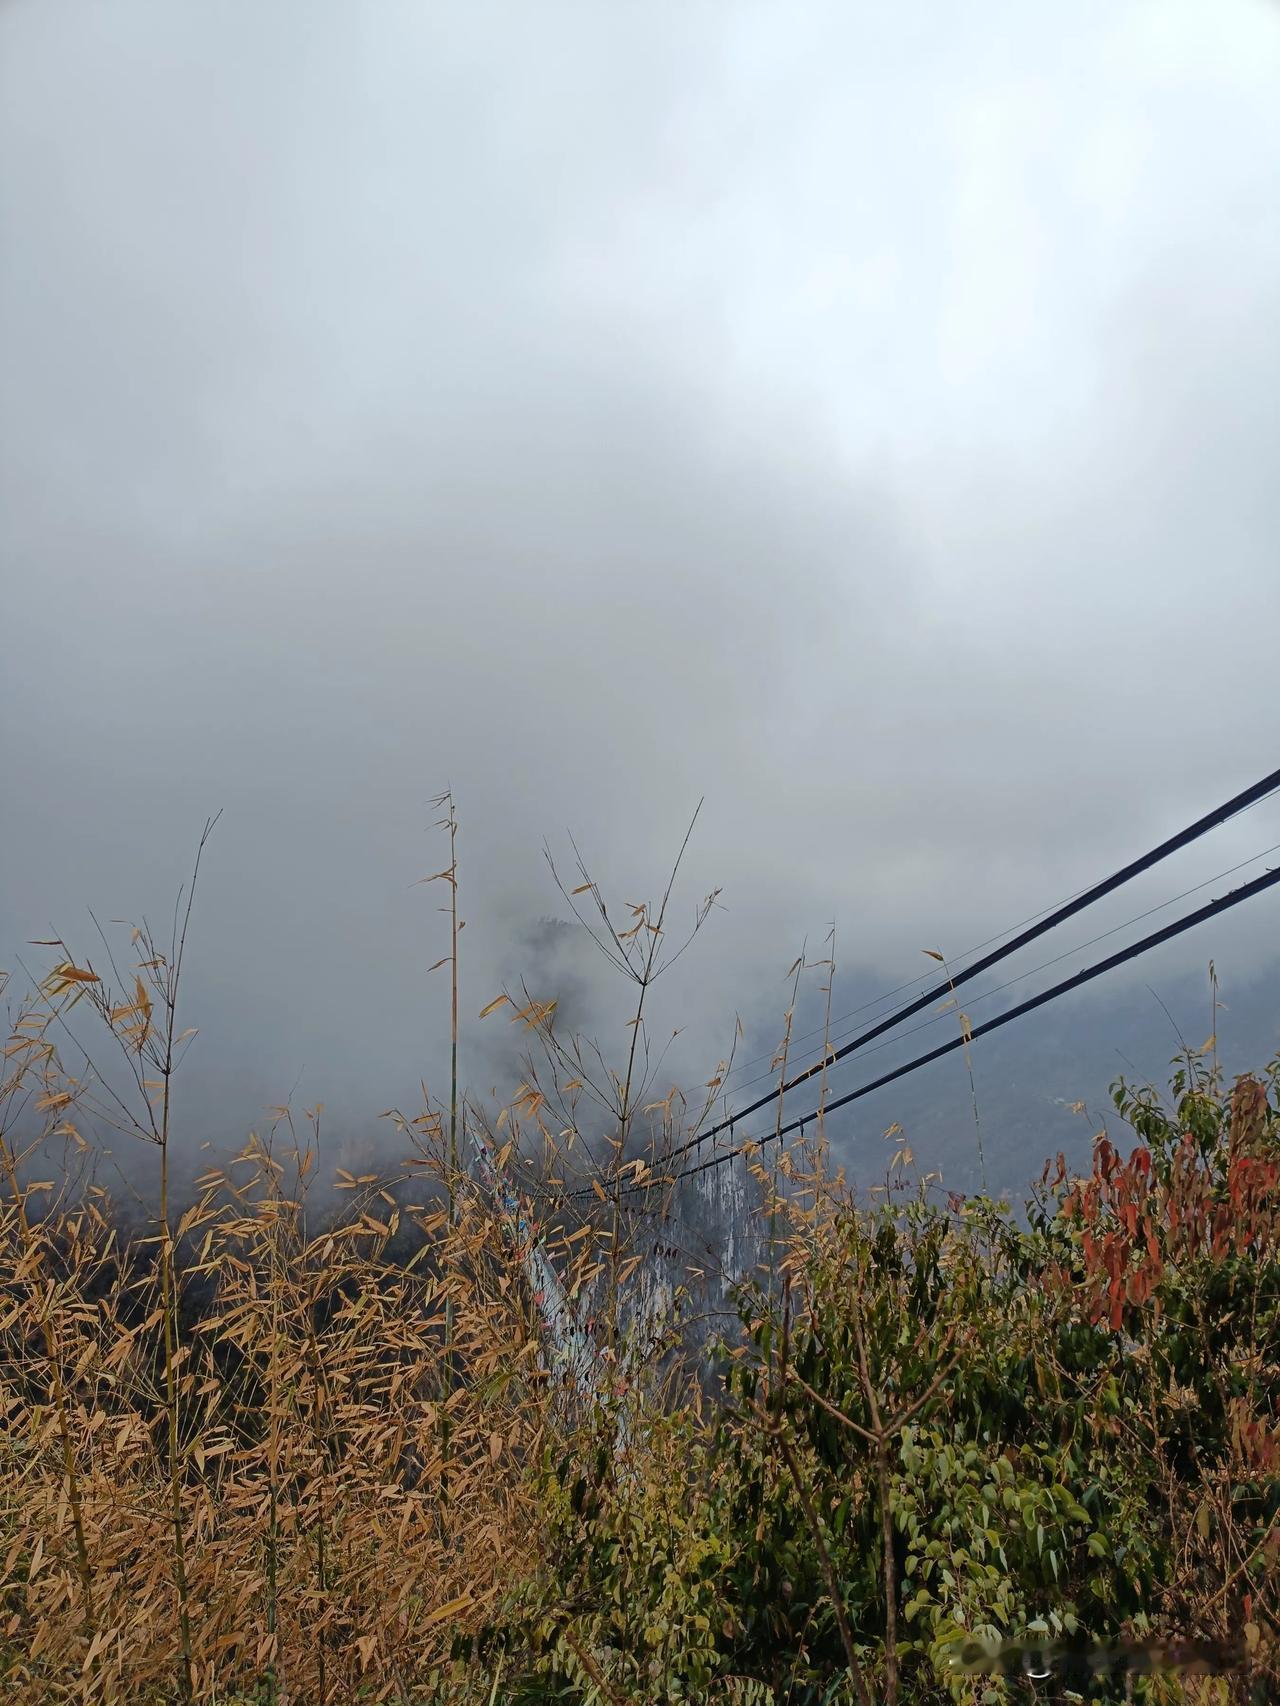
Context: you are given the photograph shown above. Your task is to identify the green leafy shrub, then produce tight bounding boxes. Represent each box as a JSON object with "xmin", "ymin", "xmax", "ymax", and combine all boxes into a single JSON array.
[{"xmin": 476, "ymin": 1051, "xmax": 1278, "ymax": 1705}]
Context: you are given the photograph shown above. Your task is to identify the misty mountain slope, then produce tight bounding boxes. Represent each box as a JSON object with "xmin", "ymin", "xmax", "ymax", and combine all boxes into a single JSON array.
[{"xmin": 806, "ymin": 961, "xmax": 1280, "ymax": 1197}]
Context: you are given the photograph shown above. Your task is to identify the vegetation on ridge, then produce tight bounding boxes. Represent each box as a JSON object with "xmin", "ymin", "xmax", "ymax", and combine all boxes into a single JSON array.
[{"xmin": 0, "ymin": 833, "xmax": 1275, "ymax": 1703}]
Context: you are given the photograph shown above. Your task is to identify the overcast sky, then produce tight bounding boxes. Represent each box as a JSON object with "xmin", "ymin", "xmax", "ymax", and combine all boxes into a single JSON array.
[{"xmin": 3, "ymin": 0, "xmax": 1279, "ymax": 1162}]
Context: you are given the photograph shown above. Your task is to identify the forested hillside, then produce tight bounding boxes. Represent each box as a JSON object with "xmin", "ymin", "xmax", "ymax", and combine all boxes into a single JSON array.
[{"xmin": 2, "ymin": 937, "xmax": 1275, "ymax": 1703}]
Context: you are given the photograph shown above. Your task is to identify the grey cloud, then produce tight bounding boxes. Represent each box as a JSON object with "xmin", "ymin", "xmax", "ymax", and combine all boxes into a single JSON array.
[{"xmin": 2, "ymin": 0, "xmax": 1278, "ymax": 1178}]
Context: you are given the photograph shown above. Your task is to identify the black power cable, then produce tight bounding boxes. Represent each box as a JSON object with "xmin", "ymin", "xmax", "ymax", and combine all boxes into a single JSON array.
[
  {"xmin": 721, "ymin": 838, "xmax": 1280, "ymax": 1103},
  {"xmin": 658, "ymin": 764, "xmax": 1280, "ymax": 1170},
  {"xmin": 531, "ymin": 838, "xmax": 1278, "ymax": 1209},
  {"xmin": 594, "ymin": 860, "xmax": 1280, "ymax": 1200}
]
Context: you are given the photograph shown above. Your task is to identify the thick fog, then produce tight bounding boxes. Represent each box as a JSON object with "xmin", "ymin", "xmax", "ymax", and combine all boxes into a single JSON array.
[{"xmin": 3, "ymin": 1, "xmax": 1279, "ymax": 1188}]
